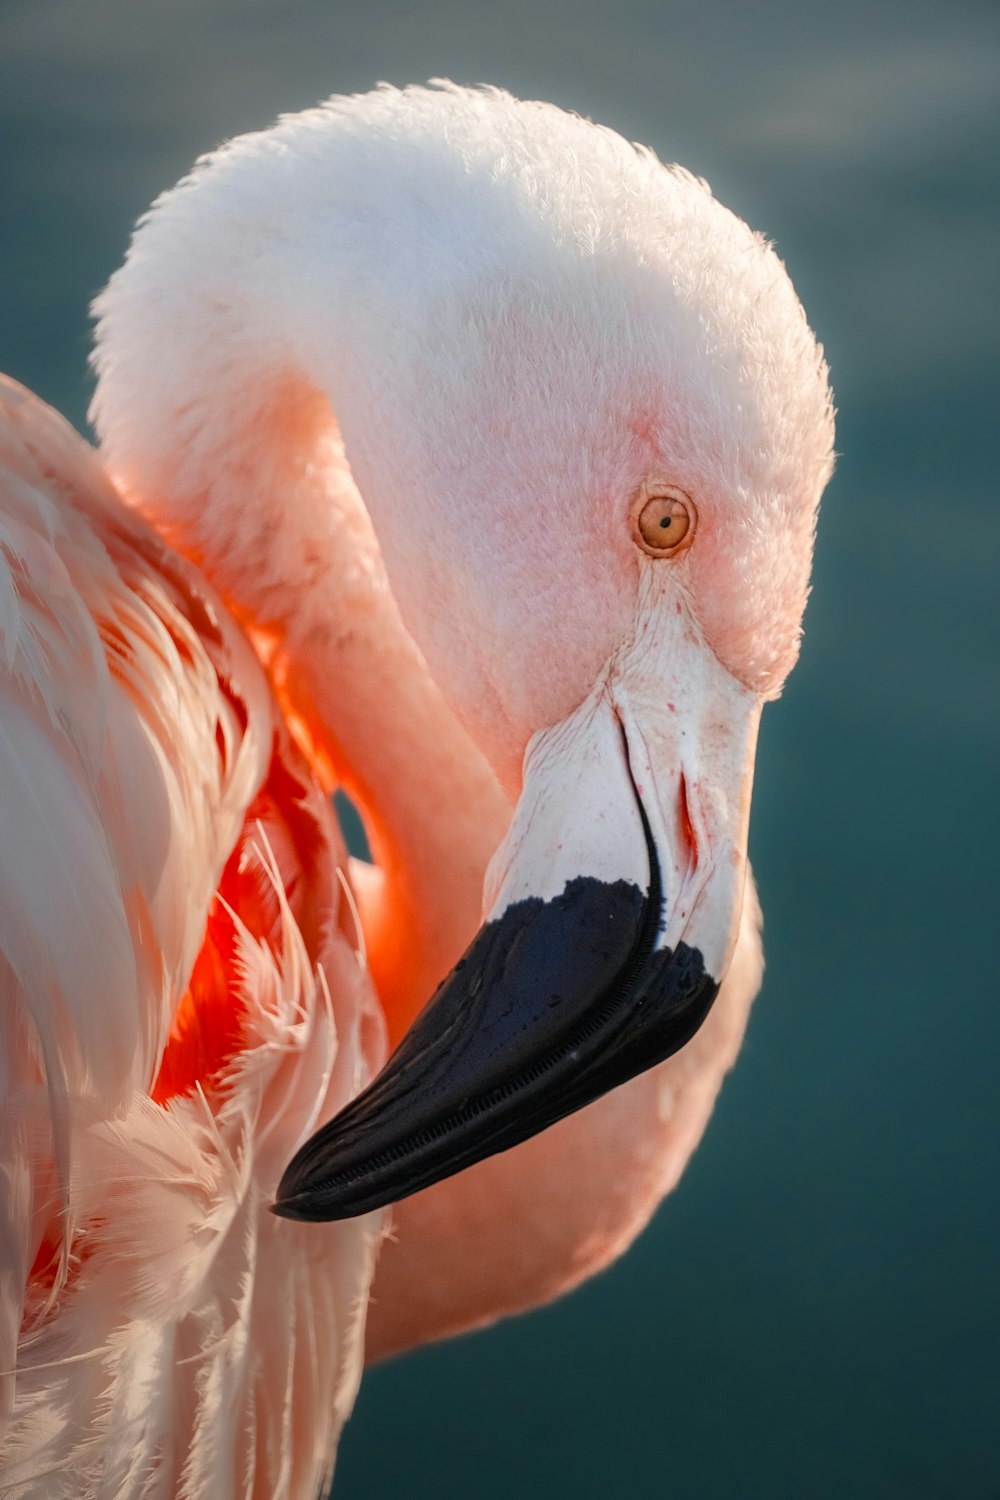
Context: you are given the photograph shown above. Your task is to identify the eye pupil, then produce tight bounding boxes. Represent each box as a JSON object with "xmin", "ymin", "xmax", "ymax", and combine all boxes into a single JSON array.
[{"xmin": 659, "ymin": 517, "xmax": 671, "ymax": 529}]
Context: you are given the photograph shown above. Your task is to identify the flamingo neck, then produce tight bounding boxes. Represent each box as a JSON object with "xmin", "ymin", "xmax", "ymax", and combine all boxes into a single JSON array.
[{"xmin": 90, "ymin": 139, "xmax": 510, "ymax": 1044}]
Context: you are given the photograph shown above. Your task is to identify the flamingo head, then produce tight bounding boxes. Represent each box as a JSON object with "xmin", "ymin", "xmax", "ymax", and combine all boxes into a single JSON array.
[{"xmin": 270, "ymin": 86, "xmax": 835, "ymax": 1220}]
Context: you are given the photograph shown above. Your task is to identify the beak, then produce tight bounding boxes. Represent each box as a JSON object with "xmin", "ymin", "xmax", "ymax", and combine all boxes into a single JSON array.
[{"xmin": 274, "ymin": 608, "xmax": 761, "ymax": 1222}]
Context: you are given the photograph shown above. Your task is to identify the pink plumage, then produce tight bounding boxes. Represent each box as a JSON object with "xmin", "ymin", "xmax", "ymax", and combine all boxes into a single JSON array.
[
  {"xmin": 0, "ymin": 81, "xmax": 833, "ymax": 1498},
  {"xmin": 0, "ymin": 377, "xmax": 385, "ymax": 1498}
]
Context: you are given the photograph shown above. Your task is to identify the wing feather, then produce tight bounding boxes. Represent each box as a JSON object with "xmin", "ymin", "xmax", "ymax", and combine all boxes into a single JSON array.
[{"xmin": 0, "ymin": 379, "xmax": 386, "ymax": 1495}]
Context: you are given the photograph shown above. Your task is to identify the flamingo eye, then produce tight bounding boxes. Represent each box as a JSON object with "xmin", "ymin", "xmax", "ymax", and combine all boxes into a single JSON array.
[{"xmin": 635, "ymin": 489, "xmax": 694, "ymax": 556}]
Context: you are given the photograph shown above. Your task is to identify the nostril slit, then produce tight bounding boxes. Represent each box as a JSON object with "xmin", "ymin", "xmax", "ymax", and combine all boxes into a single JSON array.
[{"xmin": 678, "ymin": 772, "xmax": 699, "ymax": 866}]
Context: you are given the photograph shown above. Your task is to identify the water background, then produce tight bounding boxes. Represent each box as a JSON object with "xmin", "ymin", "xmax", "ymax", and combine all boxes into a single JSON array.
[{"xmin": 2, "ymin": 2, "xmax": 997, "ymax": 1495}]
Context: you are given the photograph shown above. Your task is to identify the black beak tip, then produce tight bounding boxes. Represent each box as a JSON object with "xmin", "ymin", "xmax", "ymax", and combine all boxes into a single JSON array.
[
  {"xmin": 272, "ymin": 1154, "xmax": 323, "ymax": 1218},
  {"xmin": 270, "ymin": 936, "xmax": 720, "ymax": 1226},
  {"xmin": 273, "ymin": 1185, "xmax": 342, "ymax": 1221},
  {"xmin": 271, "ymin": 1165, "xmax": 332, "ymax": 1222},
  {"xmin": 270, "ymin": 1192, "xmax": 307, "ymax": 1220}
]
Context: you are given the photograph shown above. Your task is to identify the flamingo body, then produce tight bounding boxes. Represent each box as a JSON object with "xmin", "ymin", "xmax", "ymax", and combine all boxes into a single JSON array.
[{"xmin": 0, "ymin": 377, "xmax": 384, "ymax": 1497}]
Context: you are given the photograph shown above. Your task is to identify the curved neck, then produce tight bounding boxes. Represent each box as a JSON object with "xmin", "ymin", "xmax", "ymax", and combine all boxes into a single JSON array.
[{"xmin": 91, "ymin": 140, "xmax": 511, "ymax": 1042}]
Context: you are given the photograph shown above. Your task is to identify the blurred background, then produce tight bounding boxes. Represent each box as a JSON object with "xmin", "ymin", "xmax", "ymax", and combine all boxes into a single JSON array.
[{"xmin": 1, "ymin": 1, "xmax": 997, "ymax": 1495}]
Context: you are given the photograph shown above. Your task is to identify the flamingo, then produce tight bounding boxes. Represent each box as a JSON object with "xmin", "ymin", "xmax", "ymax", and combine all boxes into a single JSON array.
[{"xmin": 0, "ymin": 83, "xmax": 834, "ymax": 1496}]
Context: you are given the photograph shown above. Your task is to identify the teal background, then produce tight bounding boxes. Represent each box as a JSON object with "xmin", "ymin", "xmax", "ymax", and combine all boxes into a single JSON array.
[{"xmin": 2, "ymin": 2, "xmax": 997, "ymax": 1495}]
